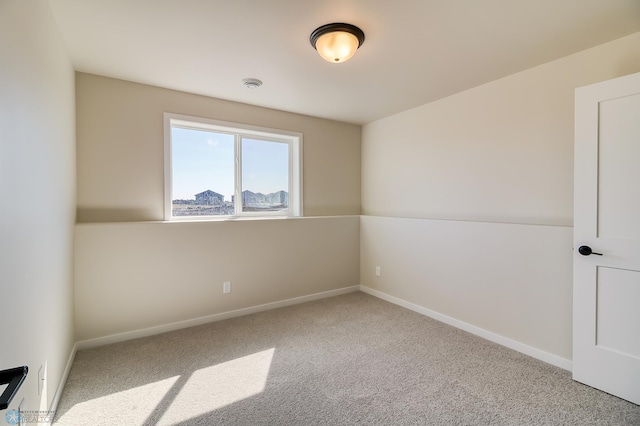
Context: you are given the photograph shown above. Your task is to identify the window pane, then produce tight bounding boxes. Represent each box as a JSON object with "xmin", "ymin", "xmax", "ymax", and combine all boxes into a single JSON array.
[
  {"xmin": 241, "ymin": 138, "xmax": 289, "ymax": 213},
  {"xmin": 172, "ymin": 127, "xmax": 234, "ymax": 216}
]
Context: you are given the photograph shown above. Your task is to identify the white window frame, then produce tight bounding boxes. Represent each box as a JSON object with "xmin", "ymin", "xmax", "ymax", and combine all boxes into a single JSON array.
[{"xmin": 164, "ymin": 113, "xmax": 303, "ymax": 220}]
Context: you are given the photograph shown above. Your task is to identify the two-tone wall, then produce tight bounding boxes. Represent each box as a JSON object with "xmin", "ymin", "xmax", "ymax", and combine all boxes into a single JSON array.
[
  {"xmin": 73, "ymin": 30, "xmax": 640, "ymax": 370},
  {"xmin": 361, "ymin": 33, "xmax": 640, "ymax": 366},
  {"xmin": 0, "ymin": 1, "xmax": 76, "ymax": 414},
  {"xmin": 74, "ymin": 74, "xmax": 362, "ymax": 344}
]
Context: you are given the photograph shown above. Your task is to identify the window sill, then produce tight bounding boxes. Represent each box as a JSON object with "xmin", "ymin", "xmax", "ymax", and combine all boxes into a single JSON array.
[{"xmin": 165, "ymin": 215, "xmax": 295, "ymax": 223}]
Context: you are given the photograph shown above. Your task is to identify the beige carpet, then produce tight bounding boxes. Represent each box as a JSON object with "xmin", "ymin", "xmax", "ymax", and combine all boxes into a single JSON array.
[{"xmin": 54, "ymin": 292, "xmax": 640, "ymax": 425}]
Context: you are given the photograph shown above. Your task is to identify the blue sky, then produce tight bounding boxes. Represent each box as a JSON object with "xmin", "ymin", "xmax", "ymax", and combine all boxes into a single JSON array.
[{"xmin": 172, "ymin": 127, "xmax": 289, "ymax": 201}]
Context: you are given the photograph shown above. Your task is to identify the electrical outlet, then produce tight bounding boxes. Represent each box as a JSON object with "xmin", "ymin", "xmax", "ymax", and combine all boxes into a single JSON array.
[
  {"xmin": 223, "ymin": 281, "xmax": 231, "ymax": 294},
  {"xmin": 18, "ymin": 398, "xmax": 25, "ymax": 426},
  {"xmin": 375, "ymin": 266, "xmax": 381, "ymax": 276},
  {"xmin": 38, "ymin": 365, "xmax": 45, "ymax": 396}
]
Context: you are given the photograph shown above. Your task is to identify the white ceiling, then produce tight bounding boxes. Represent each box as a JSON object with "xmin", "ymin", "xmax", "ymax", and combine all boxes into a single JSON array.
[{"xmin": 49, "ymin": 0, "xmax": 640, "ymax": 125}]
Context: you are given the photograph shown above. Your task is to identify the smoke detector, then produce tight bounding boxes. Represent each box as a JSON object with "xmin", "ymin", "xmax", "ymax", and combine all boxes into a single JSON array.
[{"xmin": 242, "ymin": 78, "xmax": 263, "ymax": 89}]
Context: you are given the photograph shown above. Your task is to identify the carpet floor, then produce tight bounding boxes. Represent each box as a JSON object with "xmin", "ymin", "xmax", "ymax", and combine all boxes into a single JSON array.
[{"xmin": 54, "ymin": 292, "xmax": 640, "ymax": 425}]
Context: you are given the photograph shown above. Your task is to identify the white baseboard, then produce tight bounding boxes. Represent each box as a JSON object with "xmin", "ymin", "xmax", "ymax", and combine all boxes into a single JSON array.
[
  {"xmin": 359, "ymin": 285, "xmax": 572, "ymax": 372},
  {"xmin": 48, "ymin": 342, "xmax": 77, "ymax": 423},
  {"xmin": 76, "ymin": 285, "xmax": 360, "ymax": 351}
]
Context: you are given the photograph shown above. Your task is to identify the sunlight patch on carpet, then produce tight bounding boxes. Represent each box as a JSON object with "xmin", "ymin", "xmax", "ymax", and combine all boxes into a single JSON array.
[
  {"xmin": 157, "ymin": 348, "xmax": 275, "ymax": 425},
  {"xmin": 56, "ymin": 376, "xmax": 181, "ymax": 425}
]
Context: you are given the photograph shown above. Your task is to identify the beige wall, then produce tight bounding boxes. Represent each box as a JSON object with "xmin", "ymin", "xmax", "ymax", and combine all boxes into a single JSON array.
[
  {"xmin": 76, "ymin": 73, "xmax": 361, "ymax": 222},
  {"xmin": 74, "ymin": 73, "xmax": 362, "ymax": 344},
  {"xmin": 363, "ymin": 32, "xmax": 640, "ymax": 226},
  {"xmin": 0, "ymin": 1, "xmax": 76, "ymax": 413},
  {"xmin": 361, "ymin": 33, "xmax": 640, "ymax": 363},
  {"xmin": 361, "ymin": 216, "xmax": 573, "ymax": 362},
  {"xmin": 75, "ymin": 217, "xmax": 360, "ymax": 342}
]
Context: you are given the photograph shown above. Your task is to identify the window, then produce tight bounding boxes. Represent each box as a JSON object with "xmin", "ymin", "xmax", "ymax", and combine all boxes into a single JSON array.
[{"xmin": 164, "ymin": 113, "xmax": 302, "ymax": 220}]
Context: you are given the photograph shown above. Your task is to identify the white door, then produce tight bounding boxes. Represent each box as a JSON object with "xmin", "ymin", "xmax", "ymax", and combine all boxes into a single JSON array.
[{"xmin": 573, "ymin": 71, "xmax": 640, "ymax": 405}]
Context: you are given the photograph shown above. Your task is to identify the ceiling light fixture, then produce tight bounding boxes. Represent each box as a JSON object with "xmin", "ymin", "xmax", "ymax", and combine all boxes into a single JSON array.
[
  {"xmin": 242, "ymin": 78, "xmax": 263, "ymax": 89},
  {"xmin": 310, "ymin": 23, "xmax": 365, "ymax": 64}
]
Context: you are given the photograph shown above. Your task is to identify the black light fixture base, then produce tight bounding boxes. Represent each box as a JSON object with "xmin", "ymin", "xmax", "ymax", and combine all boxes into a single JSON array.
[{"xmin": 310, "ymin": 23, "xmax": 365, "ymax": 50}]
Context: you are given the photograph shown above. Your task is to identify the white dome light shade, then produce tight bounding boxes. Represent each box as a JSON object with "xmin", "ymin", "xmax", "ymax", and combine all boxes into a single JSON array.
[
  {"xmin": 310, "ymin": 23, "xmax": 365, "ymax": 64},
  {"xmin": 315, "ymin": 31, "xmax": 360, "ymax": 63}
]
